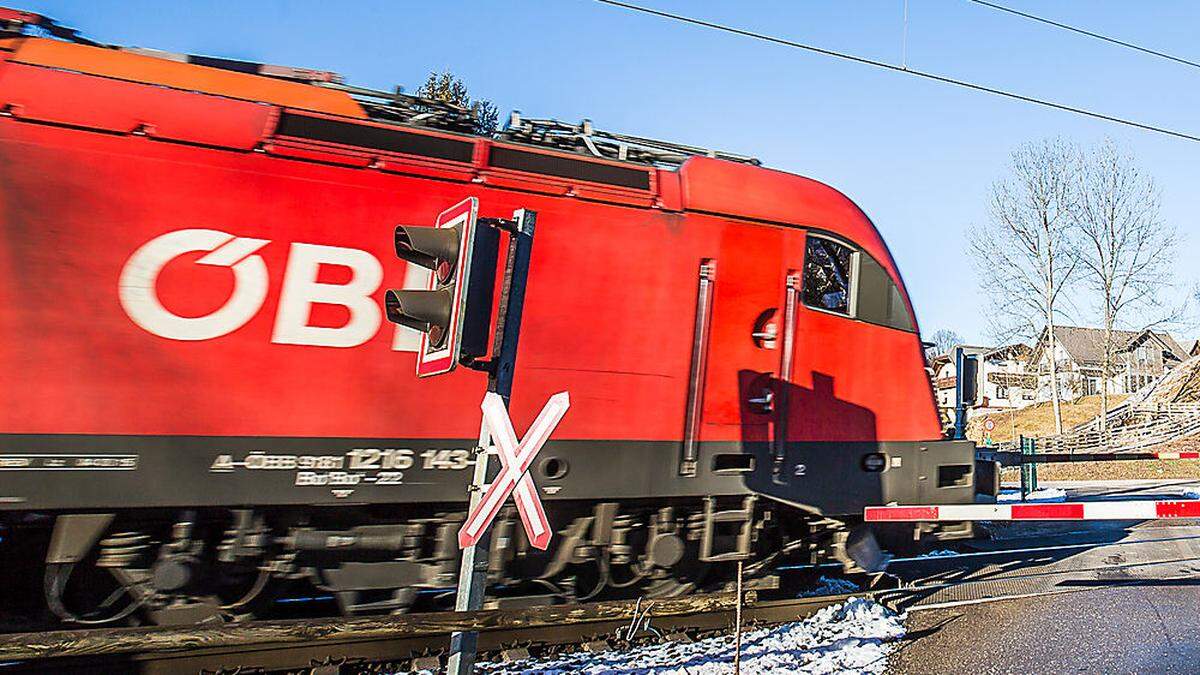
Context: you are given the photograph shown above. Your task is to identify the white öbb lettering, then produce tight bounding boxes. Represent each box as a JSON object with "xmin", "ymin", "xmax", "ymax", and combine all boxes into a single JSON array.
[{"xmin": 118, "ymin": 229, "xmax": 430, "ymax": 350}]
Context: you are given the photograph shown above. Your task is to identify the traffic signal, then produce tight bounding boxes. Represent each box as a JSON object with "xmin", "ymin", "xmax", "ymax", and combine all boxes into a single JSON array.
[
  {"xmin": 958, "ymin": 351, "xmax": 979, "ymax": 407},
  {"xmin": 385, "ymin": 197, "xmax": 498, "ymax": 377}
]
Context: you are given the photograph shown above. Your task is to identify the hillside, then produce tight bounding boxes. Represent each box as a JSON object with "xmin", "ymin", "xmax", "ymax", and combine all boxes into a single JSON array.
[
  {"xmin": 967, "ymin": 395, "xmax": 1129, "ymax": 445},
  {"xmin": 989, "ymin": 356, "xmax": 1200, "ymax": 481}
]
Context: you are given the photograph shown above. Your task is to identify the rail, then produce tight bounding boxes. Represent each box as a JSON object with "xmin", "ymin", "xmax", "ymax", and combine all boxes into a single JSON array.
[{"xmin": 0, "ymin": 590, "xmax": 862, "ymax": 674}]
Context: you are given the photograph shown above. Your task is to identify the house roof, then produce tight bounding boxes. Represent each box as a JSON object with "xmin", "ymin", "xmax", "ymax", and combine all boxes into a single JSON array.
[
  {"xmin": 984, "ymin": 343, "xmax": 1031, "ymax": 361},
  {"xmin": 1186, "ymin": 339, "xmax": 1200, "ymax": 356},
  {"xmin": 1036, "ymin": 325, "xmax": 1189, "ymax": 366}
]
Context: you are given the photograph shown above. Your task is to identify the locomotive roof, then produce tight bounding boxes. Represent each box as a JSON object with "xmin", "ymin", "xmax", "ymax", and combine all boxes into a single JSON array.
[{"xmin": 0, "ymin": 5, "xmax": 903, "ymax": 287}]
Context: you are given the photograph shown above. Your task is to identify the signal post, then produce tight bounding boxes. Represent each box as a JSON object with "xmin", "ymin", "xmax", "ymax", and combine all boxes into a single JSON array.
[{"xmin": 384, "ymin": 198, "xmax": 548, "ymax": 675}]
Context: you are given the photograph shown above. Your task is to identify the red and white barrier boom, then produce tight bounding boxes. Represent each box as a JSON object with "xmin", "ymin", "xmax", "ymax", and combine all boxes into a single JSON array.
[
  {"xmin": 865, "ymin": 500, "xmax": 1200, "ymax": 522},
  {"xmin": 978, "ymin": 449, "xmax": 1200, "ymax": 466}
]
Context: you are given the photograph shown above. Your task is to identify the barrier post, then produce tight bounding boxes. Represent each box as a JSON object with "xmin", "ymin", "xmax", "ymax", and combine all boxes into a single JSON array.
[
  {"xmin": 1019, "ymin": 436, "xmax": 1032, "ymax": 499},
  {"xmin": 1018, "ymin": 436, "xmax": 1039, "ymax": 498}
]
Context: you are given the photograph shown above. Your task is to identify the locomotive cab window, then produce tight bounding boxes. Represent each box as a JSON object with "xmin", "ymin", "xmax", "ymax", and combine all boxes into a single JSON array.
[
  {"xmin": 803, "ymin": 233, "xmax": 915, "ymax": 332},
  {"xmin": 802, "ymin": 236, "xmax": 855, "ymax": 315},
  {"xmin": 855, "ymin": 253, "xmax": 914, "ymax": 331}
]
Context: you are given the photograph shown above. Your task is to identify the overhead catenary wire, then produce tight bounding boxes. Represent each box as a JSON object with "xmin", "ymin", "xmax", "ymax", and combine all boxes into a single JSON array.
[
  {"xmin": 967, "ymin": 0, "xmax": 1200, "ymax": 72},
  {"xmin": 595, "ymin": 0, "xmax": 1200, "ymax": 144}
]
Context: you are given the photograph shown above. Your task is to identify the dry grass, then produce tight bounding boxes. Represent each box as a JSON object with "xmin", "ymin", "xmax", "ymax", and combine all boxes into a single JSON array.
[{"xmin": 968, "ymin": 394, "xmax": 1130, "ymax": 444}]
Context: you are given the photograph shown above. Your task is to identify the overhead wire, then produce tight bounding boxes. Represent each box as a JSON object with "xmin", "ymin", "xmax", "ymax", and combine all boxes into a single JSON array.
[
  {"xmin": 967, "ymin": 0, "xmax": 1200, "ymax": 72},
  {"xmin": 594, "ymin": 0, "xmax": 1200, "ymax": 144}
]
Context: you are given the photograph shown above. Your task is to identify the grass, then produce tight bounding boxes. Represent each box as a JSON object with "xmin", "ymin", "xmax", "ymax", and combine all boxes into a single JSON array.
[
  {"xmin": 987, "ymin": 395, "xmax": 1200, "ymax": 482},
  {"xmin": 967, "ymin": 394, "xmax": 1130, "ymax": 445}
]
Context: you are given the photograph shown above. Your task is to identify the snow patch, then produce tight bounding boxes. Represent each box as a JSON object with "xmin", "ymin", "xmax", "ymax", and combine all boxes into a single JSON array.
[
  {"xmin": 997, "ymin": 487, "xmax": 1067, "ymax": 503},
  {"xmin": 916, "ymin": 548, "xmax": 958, "ymax": 558},
  {"xmin": 477, "ymin": 597, "xmax": 905, "ymax": 674},
  {"xmin": 798, "ymin": 575, "xmax": 861, "ymax": 597}
]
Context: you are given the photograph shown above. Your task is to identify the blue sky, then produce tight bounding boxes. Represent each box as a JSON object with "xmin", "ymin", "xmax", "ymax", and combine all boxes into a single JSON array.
[{"xmin": 24, "ymin": 0, "xmax": 1200, "ymax": 343}]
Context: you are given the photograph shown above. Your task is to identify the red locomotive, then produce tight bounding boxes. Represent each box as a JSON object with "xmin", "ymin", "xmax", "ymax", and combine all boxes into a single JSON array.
[{"xmin": 0, "ymin": 8, "xmax": 980, "ymax": 626}]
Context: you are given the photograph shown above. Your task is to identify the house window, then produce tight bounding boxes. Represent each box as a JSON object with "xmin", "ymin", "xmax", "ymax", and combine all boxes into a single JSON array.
[
  {"xmin": 803, "ymin": 236, "xmax": 854, "ymax": 315},
  {"xmin": 996, "ymin": 385, "xmax": 1009, "ymax": 400},
  {"xmin": 1083, "ymin": 378, "xmax": 1097, "ymax": 396}
]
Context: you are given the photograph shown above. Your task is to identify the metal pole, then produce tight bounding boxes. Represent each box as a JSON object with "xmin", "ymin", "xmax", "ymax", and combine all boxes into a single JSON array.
[
  {"xmin": 953, "ymin": 347, "xmax": 968, "ymax": 440},
  {"xmin": 733, "ymin": 559, "xmax": 743, "ymax": 675},
  {"xmin": 447, "ymin": 208, "xmax": 536, "ymax": 675},
  {"xmin": 1030, "ymin": 438, "xmax": 1039, "ymax": 492},
  {"xmin": 1020, "ymin": 436, "xmax": 1031, "ymax": 500}
]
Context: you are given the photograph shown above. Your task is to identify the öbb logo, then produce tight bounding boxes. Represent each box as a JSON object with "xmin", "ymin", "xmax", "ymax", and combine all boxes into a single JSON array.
[{"xmin": 118, "ymin": 229, "xmax": 425, "ymax": 350}]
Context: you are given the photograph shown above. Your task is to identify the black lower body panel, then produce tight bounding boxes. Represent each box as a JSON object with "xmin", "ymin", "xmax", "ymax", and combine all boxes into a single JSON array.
[{"xmin": 0, "ymin": 434, "xmax": 976, "ymax": 514}]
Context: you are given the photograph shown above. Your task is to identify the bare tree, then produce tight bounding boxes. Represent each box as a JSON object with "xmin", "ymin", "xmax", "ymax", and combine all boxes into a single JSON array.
[
  {"xmin": 925, "ymin": 328, "xmax": 963, "ymax": 359},
  {"xmin": 1075, "ymin": 139, "xmax": 1178, "ymax": 432},
  {"xmin": 968, "ymin": 139, "xmax": 1080, "ymax": 434}
]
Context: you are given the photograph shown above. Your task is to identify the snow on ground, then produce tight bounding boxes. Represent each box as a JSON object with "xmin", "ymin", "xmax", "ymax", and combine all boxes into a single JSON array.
[
  {"xmin": 476, "ymin": 597, "xmax": 905, "ymax": 674},
  {"xmin": 798, "ymin": 575, "xmax": 861, "ymax": 597},
  {"xmin": 915, "ymin": 549, "xmax": 958, "ymax": 557},
  {"xmin": 997, "ymin": 487, "xmax": 1067, "ymax": 503}
]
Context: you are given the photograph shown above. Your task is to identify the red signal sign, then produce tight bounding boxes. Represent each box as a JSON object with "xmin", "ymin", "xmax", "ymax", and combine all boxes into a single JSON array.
[
  {"xmin": 416, "ymin": 198, "xmax": 477, "ymax": 377},
  {"xmin": 386, "ymin": 198, "xmax": 496, "ymax": 378}
]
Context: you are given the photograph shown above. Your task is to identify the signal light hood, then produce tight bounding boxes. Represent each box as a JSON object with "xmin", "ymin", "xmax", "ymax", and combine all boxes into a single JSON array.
[
  {"xmin": 385, "ymin": 288, "xmax": 453, "ymax": 347},
  {"xmin": 394, "ymin": 225, "xmax": 460, "ymax": 277}
]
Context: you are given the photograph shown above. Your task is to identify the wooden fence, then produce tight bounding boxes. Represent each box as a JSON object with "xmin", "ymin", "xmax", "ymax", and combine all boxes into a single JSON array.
[{"xmin": 1017, "ymin": 405, "xmax": 1200, "ymax": 455}]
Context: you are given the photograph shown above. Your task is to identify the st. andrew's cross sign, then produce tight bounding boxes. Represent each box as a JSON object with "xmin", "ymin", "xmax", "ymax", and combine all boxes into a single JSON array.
[{"xmin": 458, "ymin": 391, "xmax": 569, "ymax": 550}]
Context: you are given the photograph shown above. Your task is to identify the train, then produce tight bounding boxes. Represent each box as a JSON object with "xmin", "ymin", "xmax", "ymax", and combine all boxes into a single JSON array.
[{"xmin": 0, "ymin": 7, "xmax": 988, "ymax": 628}]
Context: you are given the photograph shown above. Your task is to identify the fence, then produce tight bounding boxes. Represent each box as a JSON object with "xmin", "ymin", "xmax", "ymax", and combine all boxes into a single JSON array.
[{"xmin": 994, "ymin": 403, "xmax": 1200, "ymax": 456}]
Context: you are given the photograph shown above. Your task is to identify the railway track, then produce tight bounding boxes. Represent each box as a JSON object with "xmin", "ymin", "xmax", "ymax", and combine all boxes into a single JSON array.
[
  {"xmin": 0, "ymin": 588, "xmax": 867, "ymax": 674},
  {"xmin": 5, "ymin": 524, "xmax": 1199, "ymax": 674}
]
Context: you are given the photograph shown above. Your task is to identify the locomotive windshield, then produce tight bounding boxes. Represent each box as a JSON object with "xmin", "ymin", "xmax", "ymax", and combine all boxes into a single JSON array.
[{"xmin": 802, "ymin": 234, "xmax": 914, "ymax": 332}]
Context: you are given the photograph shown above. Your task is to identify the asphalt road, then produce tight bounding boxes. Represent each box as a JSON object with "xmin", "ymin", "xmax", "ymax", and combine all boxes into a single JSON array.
[
  {"xmin": 889, "ymin": 584, "xmax": 1200, "ymax": 674},
  {"xmin": 888, "ymin": 480, "xmax": 1200, "ymax": 674}
]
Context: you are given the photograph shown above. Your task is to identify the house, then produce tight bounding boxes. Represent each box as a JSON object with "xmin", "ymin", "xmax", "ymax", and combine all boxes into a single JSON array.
[
  {"xmin": 1029, "ymin": 326, "xmax": 1190, "ymax": 401},
  {"xmin": 929, "ymin": 353, "xmax": 955, "ymax": 421},
  {"xmin": 929, "ymin": 344, "xmax": 1035, "ymax": 421}
]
